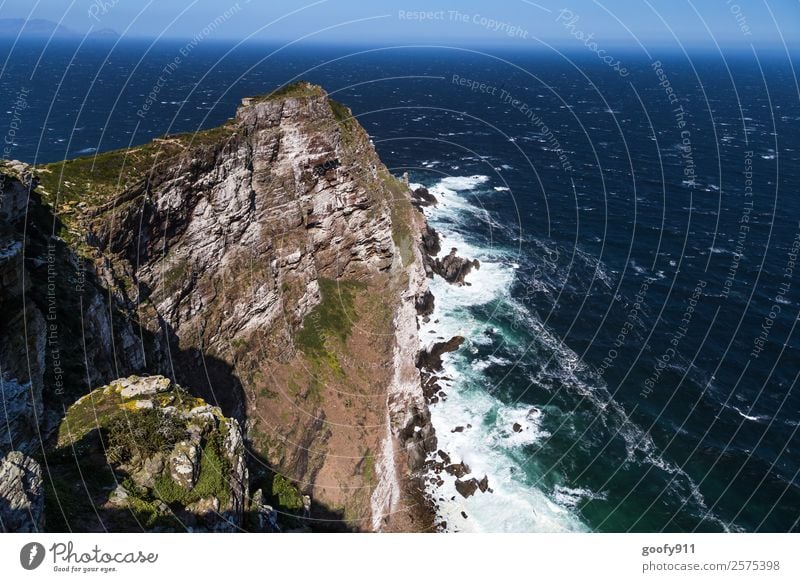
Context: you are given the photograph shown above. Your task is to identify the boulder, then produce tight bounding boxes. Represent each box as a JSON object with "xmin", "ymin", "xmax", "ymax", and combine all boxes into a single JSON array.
[
  {"xmin": 444, "ymin": 462, "xmax": 471, "ymax": 478},
  {"xmin": 185, "ymin": 496, "xmax": 220, "ymax": 516},
  {"xmin": 415, "ymin": 289, "xmax": 435, "ymax": 317},
  {"xmin": 168, "ymin": 441, "xmax": 200, "ymax": 489},
  {"xmin": 431, "ymin": 248, "xmax": 480, "ymax": 285},
  {"xmin": 455, "ymin": 478, "xmax": 480, "ymax": 499},
  {"xmin": 478, "ymin": 475, "xmax": 490, "ymax": 493},
  {"xmin": 417, "ymin": 336, "xmax": 465, "ymax": 371},
  {"xmin": 411, "ymin": 186, "xmax": 438, "ymax": 208},
  {"xmin": 118, "ymin": 375, "xmax": 172, "ymax": 399},
  {"xmin": 132, "ymin": 453, "xmax": 165, "ymax": 489}
]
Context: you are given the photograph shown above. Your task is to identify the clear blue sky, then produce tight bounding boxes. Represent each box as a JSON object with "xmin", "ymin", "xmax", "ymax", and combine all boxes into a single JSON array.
[{"xmin": 2, "ymin": 0, "xmax": 798, "ymax": 50}]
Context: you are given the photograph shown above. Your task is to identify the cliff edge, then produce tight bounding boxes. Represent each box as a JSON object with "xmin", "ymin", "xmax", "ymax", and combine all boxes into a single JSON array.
[{"xmin": 1, "ymin": 83, "xmax": 435, "ymax": 531}]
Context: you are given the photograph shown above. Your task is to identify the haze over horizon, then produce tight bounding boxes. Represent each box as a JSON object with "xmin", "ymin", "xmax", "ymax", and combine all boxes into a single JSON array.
[{"xmin": 0, "ymin": 0, "xmax": 797, "ymax": 51}]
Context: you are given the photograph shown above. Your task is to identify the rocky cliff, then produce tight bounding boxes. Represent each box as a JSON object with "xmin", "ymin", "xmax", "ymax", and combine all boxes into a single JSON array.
[
  {"xmin": 49, "ymin": 375, "xmax": 247, "ymax": 532},
  {"xmin": 0, "ymin": 83, "xmax": 436, "ymax": 531}
]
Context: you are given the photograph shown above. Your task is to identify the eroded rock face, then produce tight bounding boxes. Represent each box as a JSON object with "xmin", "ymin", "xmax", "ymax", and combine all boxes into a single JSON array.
[
  {"xmin": 250, "ymin": 489, "xmax": 280, "ymax": 532},
  {"xmin": 1, "ymin": 169, "xmax": 46, "ymax": 456},
  {"xmin": 0, "ymin": 451, "xmax": 44, "ymax": 532},
  {"xmin": 1, "ymin": 163, "xmax": 149, "ymax": 457}
]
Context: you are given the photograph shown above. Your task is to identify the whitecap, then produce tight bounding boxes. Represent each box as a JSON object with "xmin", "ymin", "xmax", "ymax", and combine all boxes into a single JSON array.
[{"xmin": 552, "ymin": 485, "xmax": 607, "ymax": 508}]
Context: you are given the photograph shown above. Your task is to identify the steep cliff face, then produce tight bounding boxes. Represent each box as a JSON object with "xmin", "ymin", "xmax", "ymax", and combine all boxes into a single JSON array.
[{"xmin": 1, "ymin": 82, "xmax": 435, "ymax": 531}]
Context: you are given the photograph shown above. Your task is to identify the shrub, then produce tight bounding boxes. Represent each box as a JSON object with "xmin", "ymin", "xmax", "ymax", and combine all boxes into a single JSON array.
[
  {"xmin": 107, "ymin": 409, "xmax": 186, "ymax": 462},
  {"xmin": 272, "ymin": 474, "xmax": 304, "ymax": 510}
]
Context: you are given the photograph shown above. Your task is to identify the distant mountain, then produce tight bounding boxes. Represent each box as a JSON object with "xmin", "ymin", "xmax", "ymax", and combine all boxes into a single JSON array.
[
  {"xmin": 89, "ymin": 27, "xmax": 119, "ymax": 39},
  {"xmin": 0, "ymin": 18, "xmax": 118, "ymax": 39}
]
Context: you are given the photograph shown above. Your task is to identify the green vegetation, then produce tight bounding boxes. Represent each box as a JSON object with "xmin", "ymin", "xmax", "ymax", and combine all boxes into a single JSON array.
[
  {"xmin": 107, "ymin": 409, "xmax": 187, "ymax": 462},
  {"xmin": 153, "ymin": 433, "xmax": 231, "ymax": 508},
  {"xmin": 271, "ymin": 474, "xmax": 304, "ymax": 510},
  {"xmin": 362, "ymin": 451, "xmax": 375, "ymax": 486},
  {"xmin": 36, "ymin": 141, "xmax": 180, "ymax": 209},
  {"xmin": 168, "ymin": 121, "xmax": 237, "ymax": 149},
  {"xmin": 125, "ymin": 496, "xmax": 163, "ymax": 529},
  {"xmin": 56, "ymin": 391, "xmax": 120, "ymax": 447},
  {"xmin": 379, "ymin": 168, "xmax": 416, "ymax": 267},
  {"xmin": 34, "ymin": 122, "xmax": 237, "ymax": 226},
  {"xmin": 247, "ymin": 81, "xmax": 325, "ymax": 104},
  {"xmin": 159, "ymin": 258, "xmax": 190, "ymax": 296},
  {"xmin": 296, "ymin": 278, "xmax": 366, "ymax": 355},
  {"xmin": 47, "ymin": 380, "xmax": 235, "ymax": 530},
  {"xmin": 259, "ymin": 386, "xmax": 278, "ymax": 399},
  {"xmin": 328, "ymin": 98, "xmax": 352, "ymax": 125}
]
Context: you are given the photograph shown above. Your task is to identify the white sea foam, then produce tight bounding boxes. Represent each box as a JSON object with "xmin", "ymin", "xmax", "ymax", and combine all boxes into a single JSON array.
[
  {"xmin": 425, "ymin": 373, "xmax": 585, "ymax": 532},
  {"xmin": 437, "ymin": 175, "xmax": 490, "ymax": 192},
  {"xmin": 419, "ymin": 174, "xmax": 590, "ymax": 532},
  {"xmin": 552, "ymin": 485, "xmax": 608, "ymax": 508},
  {"xmin": 419, "ymin": 173, "xmax": 729, "ymax": 531}
]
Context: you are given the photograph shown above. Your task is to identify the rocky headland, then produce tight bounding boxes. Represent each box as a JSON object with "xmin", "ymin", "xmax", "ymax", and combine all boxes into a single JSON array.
[{"xmin": 0, "ymin": 82, "xmax": 477, "ymax": 532}]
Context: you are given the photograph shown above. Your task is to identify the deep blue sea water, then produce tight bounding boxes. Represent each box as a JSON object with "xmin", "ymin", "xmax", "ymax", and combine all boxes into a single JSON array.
[{"xmin": 2, "ymin": 38, "xmax": 799, "ymax": 532}]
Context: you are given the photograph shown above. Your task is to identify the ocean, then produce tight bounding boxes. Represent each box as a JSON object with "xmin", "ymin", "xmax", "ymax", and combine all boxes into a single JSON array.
[{"xmin": 2, "ymin": 38, "xmax": 798, "ymax": 532}]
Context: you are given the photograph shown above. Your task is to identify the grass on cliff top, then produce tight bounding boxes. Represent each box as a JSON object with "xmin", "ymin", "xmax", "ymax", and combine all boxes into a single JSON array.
[
  {"xmin": 56, "ymin": 381, "xmax": 198, "ymax": 448},
  {"xmin": 35, "ymin": 121, "xmax": 238, "ymax": 213},
  {"xmin": 246, "ymin": 81, "xmax": 326, "ymax": 104}
]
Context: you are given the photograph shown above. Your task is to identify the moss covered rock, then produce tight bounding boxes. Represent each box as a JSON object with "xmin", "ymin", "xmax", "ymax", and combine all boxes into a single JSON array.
[{"xmin": 49, "ymin": 375, "xmax": 248, "ymax": 532}]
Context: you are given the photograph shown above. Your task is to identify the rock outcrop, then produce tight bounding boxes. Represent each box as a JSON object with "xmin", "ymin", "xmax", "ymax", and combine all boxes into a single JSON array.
[
  {"xmin": 410, "ymin": 186, "xmax": 438, "ymax": 208},
  {"xmin": 417, "ymin": 336, "xmax": 466, "ymax": 372},
  {"xmin": 1, "ymin": 160, "xmax": 147, "ymax": 460},
  {"xmin": 431, "ymin": 248, "xmax": 481, "ymax": 286},
  {"xmin": 0, "ymin": 451, "xmax": 44, "ymax": 532},
  {"xmin": 52, "ymin": 375, "xmax": 247, "ymax": 531}
]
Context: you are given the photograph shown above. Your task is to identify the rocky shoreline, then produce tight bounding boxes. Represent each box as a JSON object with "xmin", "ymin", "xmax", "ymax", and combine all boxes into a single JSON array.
[{"xmin": 374, "ymin": 183, "xmax": 489, "ymax": 532}]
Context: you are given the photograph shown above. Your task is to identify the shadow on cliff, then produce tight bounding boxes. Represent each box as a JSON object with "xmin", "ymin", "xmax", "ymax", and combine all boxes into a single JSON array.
[
  {"xmin": 39, "ymin": 427, "xmax": 358, "ymax": 533},
  {"xmin": 160, "ymin": 318, "xmax": 247, "ymax": 424},
  {"xmin": 244, "ymin": 446, "xmax": 357, "ymax": 533}
]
